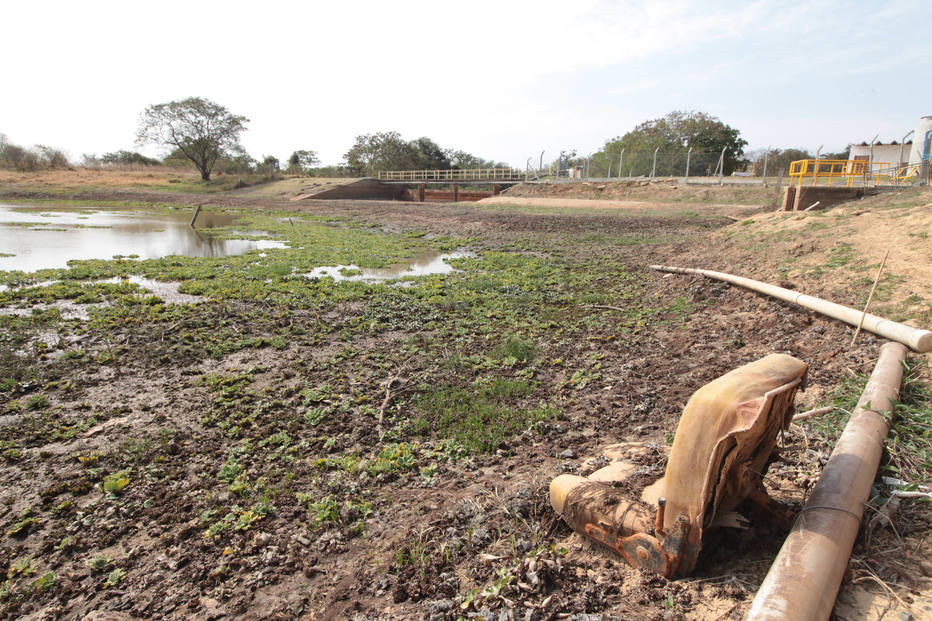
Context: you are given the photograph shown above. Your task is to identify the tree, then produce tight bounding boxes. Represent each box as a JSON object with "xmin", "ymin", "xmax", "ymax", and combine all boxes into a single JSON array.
[
  {"xmin": 344, "ymin": 132, "xmax": 506, "ymax": 176},
  {"xmin": 258, "ymin": 155, "xmax": 281, "ymax": 178},
  {"xmin": 136, "ymin": 97, "xmax": 248, "ymax": 181},
  {"xmin": 98, "ymin": 150, "xmax": 160, "ymax": 166},
  {"xmin": 344, "ymin": 131, "xmax": 418, "ymax": 176},
  {"xmin": 410, "ymin": 137, "xmax": 450, "ymax": 170},
  {"xmin": 750, "ymin": 148, "xmax": 812, "ymax": 176},
  {"xmin": 593, "ymin": 111, "xmax": 747, "ymax": 177},
  {"xmin": 287, "ymin": 150, "xmax": 320, "ymax": 174}
]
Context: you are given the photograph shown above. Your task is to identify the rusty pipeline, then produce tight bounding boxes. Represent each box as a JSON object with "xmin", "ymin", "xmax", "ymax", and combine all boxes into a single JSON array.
[{"xmin": 746, "ymin": 341, "xmax": 908, "ymax": 620}]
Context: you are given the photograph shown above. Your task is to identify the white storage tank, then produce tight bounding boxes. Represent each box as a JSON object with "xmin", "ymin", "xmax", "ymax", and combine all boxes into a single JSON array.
[{"xmin": 908, "ymin": 116, "xmax": 932, "ymax": 165}]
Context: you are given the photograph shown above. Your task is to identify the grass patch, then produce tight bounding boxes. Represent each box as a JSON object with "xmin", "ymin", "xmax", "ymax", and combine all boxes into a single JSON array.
[
  {"xmin": 812, "ymin": 357, "xmax": 931, "ymax": 486},
  {"xmin": 411, "ymin": 378, "xmax": 556, "ymax": 453}
]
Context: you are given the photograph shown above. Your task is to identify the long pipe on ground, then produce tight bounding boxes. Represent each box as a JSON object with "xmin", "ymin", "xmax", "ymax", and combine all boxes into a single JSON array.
[
  {"xmin": 649, "ymin": 265, "xmax": 932, "ymax": 353},
  {"xmin": 745, "ymin": 341, "xmax": 907, "ymax": 620}
]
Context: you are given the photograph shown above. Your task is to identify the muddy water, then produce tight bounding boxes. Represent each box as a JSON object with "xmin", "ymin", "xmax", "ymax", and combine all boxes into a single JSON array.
[
  {"xmin": 305, "ymin": 251, "xmax": 473, "ymax": 282},
  {"xmin": 0, "ymin": 204, "xmax": 286, "ymax": 272}
]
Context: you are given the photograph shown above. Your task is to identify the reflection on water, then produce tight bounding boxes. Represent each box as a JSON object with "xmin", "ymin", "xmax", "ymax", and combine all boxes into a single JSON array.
[
  {"xmin": 0, "ymin": 204, "xmax": 286, "ymax": 272},
  {"xmin": 305, "ymin": 251, "xmax": 473, "ymax": 282}
]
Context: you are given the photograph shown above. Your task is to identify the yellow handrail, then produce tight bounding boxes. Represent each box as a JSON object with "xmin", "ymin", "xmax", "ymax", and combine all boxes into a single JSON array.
[{"xmin": 788, "ymin": 159, "xmax": 891, "ymax": 187}]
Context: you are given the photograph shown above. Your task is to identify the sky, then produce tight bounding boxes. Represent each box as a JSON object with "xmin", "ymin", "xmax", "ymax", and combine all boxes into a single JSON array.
[{"xmin": 3, "ymin": 0, "xmax": 930, "ymax": 168}]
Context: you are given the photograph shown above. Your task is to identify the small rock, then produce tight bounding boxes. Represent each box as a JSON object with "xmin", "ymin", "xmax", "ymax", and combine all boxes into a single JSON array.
[{"xmin": 559, "ymin": 449, "xmax": 576, "ymax": 459}]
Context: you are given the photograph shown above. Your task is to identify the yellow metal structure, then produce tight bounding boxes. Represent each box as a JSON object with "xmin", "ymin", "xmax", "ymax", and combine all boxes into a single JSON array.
[
  {"xmin": 788, "ymin": 159, "xmax": 892, "ymax": 187},
  {"xmin": 377, "ymin": 168, "xmax": 523, "ymax": 182}
]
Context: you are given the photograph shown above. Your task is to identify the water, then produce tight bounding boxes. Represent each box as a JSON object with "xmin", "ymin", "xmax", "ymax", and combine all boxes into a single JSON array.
[
  {"xmin": 0, "ymin": 204, "xmax": 287, "ymax": 272},
  {"xmin": 305, "ymin": 251, "xmax": 472, "ymax": 282}
]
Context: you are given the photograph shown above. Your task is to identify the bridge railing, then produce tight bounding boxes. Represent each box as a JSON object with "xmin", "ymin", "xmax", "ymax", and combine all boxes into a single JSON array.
[{"xmin": 377, "ymin": 168, "xmax": 524, "ymax": 182}]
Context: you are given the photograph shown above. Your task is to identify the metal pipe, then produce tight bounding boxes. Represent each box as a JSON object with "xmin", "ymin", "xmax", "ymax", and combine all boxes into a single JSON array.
[
  {"xmin": 746, "ymin": 341, "xmax": 907, "ymax": 620},
  {"xmin": 899, "ymin": 130, "xmax": 913, "ymax": 168},
  {"xmin": 685, "ymin": 147, "xmax": 692, "ymax": 184},
  {"xmin": 648, "ymin": 264, "xmax": 932, "ymax": 352},
  {"xmin": 651, "ymin": 147, "xmax": 659, "ymax": 178},
  {"xmin": 539, "ymin": 150, "xmax": 545, "ymax": 177},
  {"xmin": 618, "ymin": 148, "xmax": 624, "ymax": 179}
]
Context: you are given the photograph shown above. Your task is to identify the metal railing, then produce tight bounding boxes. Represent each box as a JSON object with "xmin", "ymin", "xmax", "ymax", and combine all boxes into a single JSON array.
[
  {"xmin": 377, "ymin": 168, "xmax": 523, "ymax": 182},
  {"xmin": 788, "ymin": 159, "xmax": 892, "ymax": 187}
]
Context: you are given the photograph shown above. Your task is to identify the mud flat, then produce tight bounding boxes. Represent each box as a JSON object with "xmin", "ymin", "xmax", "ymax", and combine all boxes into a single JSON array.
[{"xmin": 0, "ymin": 181, "xmax": 928, "ymax": 619}]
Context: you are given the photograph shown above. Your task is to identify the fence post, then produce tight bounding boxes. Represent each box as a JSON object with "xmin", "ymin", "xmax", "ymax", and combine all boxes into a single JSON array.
[
  {"xmin": 608, "ymin": 163, "xmax": 613, "ymax": 178},
  {"xmin": 586, "ymin": 155, "xmax": 591, "ymax": 180},
  {"xmin": 772, "ymin": 167, "xmax": 784, "ymax": 209},
  {"xmin": 762, "ymin": 150, "xmax": 769, "ymax": 187},
  {"xmin": 685, "ymin": 147, "xmax": 692, "ymax": 185},
  {"xmin": 618, "ymin": 149, "xmax": 624, "ymax": 179},
  {"xmin": 718, "ymin": 147, "xmax": 726, "ymax": 185},
  {"xmin": 651, "ymin": 147, "xmax": 659, "ymax": 178},
  {"xmin": 538, "ymin": 150, "xmax": 545, "ymax": 178}
]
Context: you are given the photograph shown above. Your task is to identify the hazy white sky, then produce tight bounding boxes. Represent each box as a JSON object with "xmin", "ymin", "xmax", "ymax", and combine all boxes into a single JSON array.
[{"xmin": 3, "ymin": 0, "xmax": 929, "ymax": 167}]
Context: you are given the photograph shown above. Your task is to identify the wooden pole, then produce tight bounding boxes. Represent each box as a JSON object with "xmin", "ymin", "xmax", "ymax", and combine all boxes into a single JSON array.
[{"xmin": 190, "ymin": 204, "xmax": 202, "ymax": 228}]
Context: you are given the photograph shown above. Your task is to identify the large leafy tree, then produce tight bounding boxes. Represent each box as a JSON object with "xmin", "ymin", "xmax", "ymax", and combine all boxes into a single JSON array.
[
  {"xmin": 749, "ymin": 148, "xmax": 812, "ymax": 176},
  {"xmin": 344, "ymin": 132, "xmax": 503, "ymax": 176},
  {"xmin": 344, "ymin": 131, "xmax": 417, "ymax": 176},
  {"xmin": 136, "ymin": 97, "xmax": 248, "ymax": 181},
  {"xmin": 593, "ymin": 111, "xmax": 747, "ymax": 177},
  {"xmin": 287, "ymin": 149, "xmax": 320, "ymax": 174}
]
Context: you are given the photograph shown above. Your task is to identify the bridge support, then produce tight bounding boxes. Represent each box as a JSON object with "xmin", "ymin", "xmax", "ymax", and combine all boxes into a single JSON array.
[
  {"xmin": 492, "ymin": 184, "xmax": 501, "ymax": 196},
  {"xmin": 417, "ymin": 183, "xmax": 425, "ymax": 202},
  {"xmin": 453, "ymin": 183, "xmax": 459, "ymax": 203}
]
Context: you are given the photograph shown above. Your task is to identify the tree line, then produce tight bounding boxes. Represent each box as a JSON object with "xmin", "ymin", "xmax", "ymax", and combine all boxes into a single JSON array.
[{"xmin": 2, "ymin": 97, "xmax": 842, "ymax": 181}]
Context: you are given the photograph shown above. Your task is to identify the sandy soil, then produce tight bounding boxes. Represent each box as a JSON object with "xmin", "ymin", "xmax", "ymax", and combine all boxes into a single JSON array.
[{"xmin": 479, "ymin": 195, "xmax": 763, "ymax": 219}]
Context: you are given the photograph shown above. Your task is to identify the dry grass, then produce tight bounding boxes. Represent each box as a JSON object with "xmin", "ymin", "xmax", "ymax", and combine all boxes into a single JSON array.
[{"xmin": 0, "ymin": 167, "xmax": 201, "ymax": 191}]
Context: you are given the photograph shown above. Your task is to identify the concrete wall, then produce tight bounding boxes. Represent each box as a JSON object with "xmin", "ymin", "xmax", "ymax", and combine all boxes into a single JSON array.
[
  {"xmin": 423, "ymin": 189, "xmax": 493, "ymax": 202},
  {"xmin": 302, "ymin": 178, "xmax": 409, "ymax": 201},
  {"xmin": 299, "ymin": 178, "xmax": 497, "ymax": 203},
  {"xmin": 782, "ymin": 186, "xmax": 866, "ymax": 211},
  {"xmin": 848, "ymin": 143, "xmax": 911, "ymax": 167}
]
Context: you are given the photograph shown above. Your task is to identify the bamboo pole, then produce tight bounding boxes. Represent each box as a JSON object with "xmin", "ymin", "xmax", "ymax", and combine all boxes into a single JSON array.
[
  {"xmin": 745, "ymin": 342, "xmax": 907, "ymax": 620},
  {"xmin": 649, "ymin": 265, "xmax": 932, "ymax": 353},
  {"xmin": 850, "ymin": 249, "xmax": 889, "ymax": 346}
]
